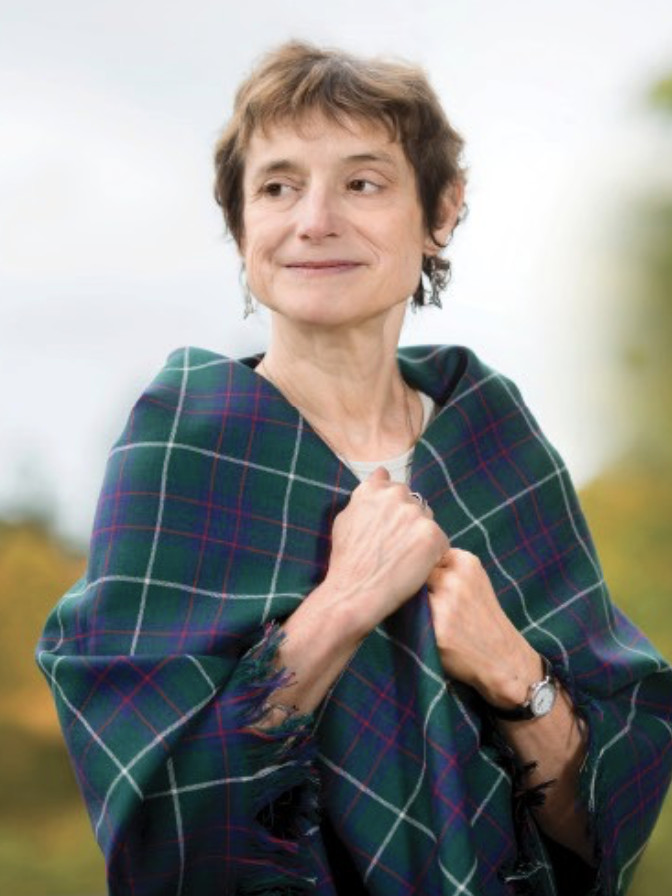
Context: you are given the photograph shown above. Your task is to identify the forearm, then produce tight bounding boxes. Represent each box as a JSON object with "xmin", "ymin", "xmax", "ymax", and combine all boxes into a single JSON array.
[
  {"xmin": 253, "ymin": 467, "xmax": 448, "ymax": 730},
  {"xmin": 496, "ymin": 685, "xmax": 594, "ymax": 866},
  {"xmin": 255, "ymin": 580, "xmax": 367, "ymax": 728},
  {"xmin": 467, "ymin": 635, "xmax": 595, "ymax": 864},
  {"xmin": 437, "ymin": 624, "xmax": 595, "ymax": 866}
]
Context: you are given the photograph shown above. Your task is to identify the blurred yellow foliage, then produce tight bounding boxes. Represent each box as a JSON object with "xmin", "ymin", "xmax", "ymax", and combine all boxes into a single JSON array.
[
  {"xmin": 0, "ymin": 522, "xmax": 84, "ymax": 733},
  {"xmin": 580, "ymin": 465, "xmax": 672, "ymax": 896},
  {"xmin": 0, "ymin": 522, "xmax": 106, "ymax": 895}
]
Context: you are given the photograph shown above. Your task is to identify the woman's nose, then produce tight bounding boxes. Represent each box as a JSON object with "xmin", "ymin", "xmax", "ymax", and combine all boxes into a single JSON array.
[{"xmin": 295, "ymin": 187, "xmax": 340, "ymax": 240}]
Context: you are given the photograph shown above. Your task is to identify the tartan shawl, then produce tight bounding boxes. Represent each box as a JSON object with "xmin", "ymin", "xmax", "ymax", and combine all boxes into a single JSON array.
[{"xmin": 37, "ymin": 343, "xmax": 672, "ymax": 896}]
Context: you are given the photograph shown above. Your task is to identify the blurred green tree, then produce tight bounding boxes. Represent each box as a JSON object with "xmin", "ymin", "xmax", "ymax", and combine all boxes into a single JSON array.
[
  {"xmin": 580, "ymin": 66, "xmax": 672, "ymax": 896},
  {"xmin": 649, "ymin": 71, "xmax": 672, "ymax": 113}
]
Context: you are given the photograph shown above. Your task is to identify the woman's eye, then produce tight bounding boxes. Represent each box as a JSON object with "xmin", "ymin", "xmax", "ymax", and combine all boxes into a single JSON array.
[
  {"xmin": 262, "ymin": 182, "xmax": 294, "ymax": 198},
  {"xmin": 349, "ymin": 178, "xmax": 380, "ymax": 194}
]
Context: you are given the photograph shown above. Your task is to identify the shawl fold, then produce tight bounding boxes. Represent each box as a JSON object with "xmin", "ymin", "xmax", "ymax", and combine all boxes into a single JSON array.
[{"xmin": 37, "ymin": 344, "xmax": 672, "ymax": 896}]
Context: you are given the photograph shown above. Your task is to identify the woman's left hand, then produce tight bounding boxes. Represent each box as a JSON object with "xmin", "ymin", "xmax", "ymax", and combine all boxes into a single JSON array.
[
  {"xmin": 426, "ymin": 548, "xmax": 542, "ymax": 708},
  {"xmin": 428, "ymin": 549, "xmax": 595, "ymax": 864}
]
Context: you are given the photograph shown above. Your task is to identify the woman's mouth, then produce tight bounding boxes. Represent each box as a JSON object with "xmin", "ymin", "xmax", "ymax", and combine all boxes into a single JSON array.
[{"xmin": 284, "ymin": 261, "xmax": 364, "ymax": 275}]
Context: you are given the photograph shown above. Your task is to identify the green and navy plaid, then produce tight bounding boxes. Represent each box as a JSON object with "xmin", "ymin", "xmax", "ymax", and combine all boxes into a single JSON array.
[{"xmin": 37, "ymin": 344, "xmax": 672, "ymax": 896}]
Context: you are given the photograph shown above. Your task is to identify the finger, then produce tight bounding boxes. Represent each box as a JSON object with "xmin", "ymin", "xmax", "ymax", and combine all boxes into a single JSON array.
[
  {"xmin": 434, "ymin": 545, "xmax": 453, "ymax": 568},
  {"xmin": 427, "ymin": 563, "xmax": 452, "ymax": 589},
  {"xmin": 416, "ymin": 499, "xmax": 434, "ymax": 520},
  {"xmin": 367, "ymin": 466, "xmax": 391, "ymax": 483},
  {"xmin": 408, "ymin": 490, "xmax": 432, "ymax": 516}
]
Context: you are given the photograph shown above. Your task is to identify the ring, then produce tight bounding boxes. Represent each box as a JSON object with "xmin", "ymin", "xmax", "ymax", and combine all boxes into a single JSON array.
[{"xmin": 410, "ymin": 491, "xmax": 428, "ymax": 511}]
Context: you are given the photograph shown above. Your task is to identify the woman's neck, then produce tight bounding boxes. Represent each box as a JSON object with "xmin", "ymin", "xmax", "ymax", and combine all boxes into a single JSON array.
[{"xmin": 257, "ymin": 311, "xmax": 422, "ymax": 461}]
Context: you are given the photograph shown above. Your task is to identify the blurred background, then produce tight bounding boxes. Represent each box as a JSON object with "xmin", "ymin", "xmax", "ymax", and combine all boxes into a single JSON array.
[{"xmin": 1, "ymin": 1, "xmax": 671, "ymax": 893}]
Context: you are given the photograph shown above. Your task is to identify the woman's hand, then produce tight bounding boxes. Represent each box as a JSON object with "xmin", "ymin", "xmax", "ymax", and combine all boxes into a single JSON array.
[
  {"xmin": 426, "ymin": 549, "xmax": 595, "ymax": 865},
  {"xmin": 324, "ymin": 467, "xmax": 449, "ymax": 636},
  {"xmin": 258, "ymin": 468, "xmax": 447, "ymax": 724},
  {"xmin": 426, "ymin": 548, "xmax": 542, "ymax": 708}
]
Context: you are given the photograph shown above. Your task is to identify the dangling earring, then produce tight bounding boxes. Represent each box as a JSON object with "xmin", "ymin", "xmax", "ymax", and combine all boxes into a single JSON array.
[
  {"xmin": 420, "ymin": 255, "xmax": 443, "ymax": 308},
  {"xmin": 240, "ymin": 266, "xmax": 255, "ymax": 318},
  {"xmin": 428, "ymin": 256, "xmax": 441, "ymax": 301}
]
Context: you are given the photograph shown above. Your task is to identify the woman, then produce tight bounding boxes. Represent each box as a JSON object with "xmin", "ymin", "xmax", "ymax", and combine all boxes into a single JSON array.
[{"xmin": 37, "ymin": 42, "xmax": 672, "ymax": 896}]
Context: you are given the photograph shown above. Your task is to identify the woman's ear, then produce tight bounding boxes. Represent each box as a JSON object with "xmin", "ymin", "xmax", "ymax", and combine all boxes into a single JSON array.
[{"xmin": 424, "ymin": 179, "xmax": 465, "ymax": 255}]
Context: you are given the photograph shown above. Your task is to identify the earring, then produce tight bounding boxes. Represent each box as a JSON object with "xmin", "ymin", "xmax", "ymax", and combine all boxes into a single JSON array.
[
  {"xmin": 421, "ymin": 256, "xmax": 444, "ymax": 308},
  {"xmin": 429, "ymin": 257, "xmax": 442, "ymax": 298},
  {"xmin": 240, "ymin": 266, "xmax": 255, "ymax": 318}
]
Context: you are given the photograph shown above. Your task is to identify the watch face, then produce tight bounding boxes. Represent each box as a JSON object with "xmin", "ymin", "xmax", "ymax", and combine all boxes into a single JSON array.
[{"xmin": 530, "ymin": 682, "xmax": 556, "ymax": 717}]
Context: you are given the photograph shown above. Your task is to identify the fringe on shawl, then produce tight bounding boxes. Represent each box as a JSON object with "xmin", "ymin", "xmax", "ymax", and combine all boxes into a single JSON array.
[
  {"xmin": 235, "ymin": 621, "xmax": 320, "ymax": 895},
  {"xmin": 476, "ymin": 656, "xmax": 616, "ymax": 896},
  {"xmin": 555, "ymin": 665, "xmax": 607, "ymax": 896},
  {"xmin": 484, "ymin": 663, "xmax": 603, "ymax": 896},
  {"xmin": 485, "ymin": 720, "xmax": 556, "ymax": 895}
]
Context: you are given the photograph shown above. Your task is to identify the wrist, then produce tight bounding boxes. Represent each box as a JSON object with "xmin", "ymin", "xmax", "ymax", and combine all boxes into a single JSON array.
[
  {"xmin": 272, "ymin": 581, "xmax": 371, "ymax": 717},
  {"xmin": 479, "ymin": 647, "xmax": 544, "ymax": 710},
  {"xmin": 317, "ymin": 574, "xmax": 382, "ymax": 641},
  {"xmin": 488, "ymin": 655, "xmax": 559, "ymax": 722},
  {"xmin": 307, "ymin": 578, "xmax": 373, "ymax": 645}
]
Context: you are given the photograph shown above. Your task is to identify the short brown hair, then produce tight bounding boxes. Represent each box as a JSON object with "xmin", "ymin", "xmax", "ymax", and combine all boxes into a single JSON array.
[{"xmin": 213, "ymin": 41, "xmax": 467, "ymax": 308}]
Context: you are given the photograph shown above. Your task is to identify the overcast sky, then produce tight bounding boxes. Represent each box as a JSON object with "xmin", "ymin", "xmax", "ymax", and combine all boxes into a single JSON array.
[{"xmin": 2, "ymin": 0, "xmax": 672, "ymax": 544}]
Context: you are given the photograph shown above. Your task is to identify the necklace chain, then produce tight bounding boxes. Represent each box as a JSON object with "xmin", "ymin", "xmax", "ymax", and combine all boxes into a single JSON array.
[{"xmin": 256, "ymin": 358, "xmax": 420, "ymax": 481}]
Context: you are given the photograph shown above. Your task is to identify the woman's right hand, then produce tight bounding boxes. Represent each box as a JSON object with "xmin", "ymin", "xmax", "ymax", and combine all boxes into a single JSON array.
[
  {"xmin": 324, "ymin": 466, "xmax": 450, "ymax": 635},
  {"xmin": 257, "ymin": 467, "xmax": 450, "ymax": 723}
]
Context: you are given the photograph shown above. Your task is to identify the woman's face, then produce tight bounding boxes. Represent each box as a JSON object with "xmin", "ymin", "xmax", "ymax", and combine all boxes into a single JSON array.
[{"xmin": 241, "ymin": 114, "xmax": 441, "ymax": 330}]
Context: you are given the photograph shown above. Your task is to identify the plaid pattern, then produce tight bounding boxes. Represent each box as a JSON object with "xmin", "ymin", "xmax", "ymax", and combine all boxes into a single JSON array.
[{"xmin": 37, "ymin": 344, "xmax": 672, "ymax": 896}]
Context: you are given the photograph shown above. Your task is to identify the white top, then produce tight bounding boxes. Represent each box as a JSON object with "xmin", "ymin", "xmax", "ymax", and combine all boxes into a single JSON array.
[{"xmin": 339, "ymin": 391, "xmax": 437, "ymax": 483}]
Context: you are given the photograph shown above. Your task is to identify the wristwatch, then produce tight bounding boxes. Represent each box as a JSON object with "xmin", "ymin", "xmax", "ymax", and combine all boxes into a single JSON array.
[{"xmin": 488, "ymin": 655, "xmax": 557, "ymax": 721}]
